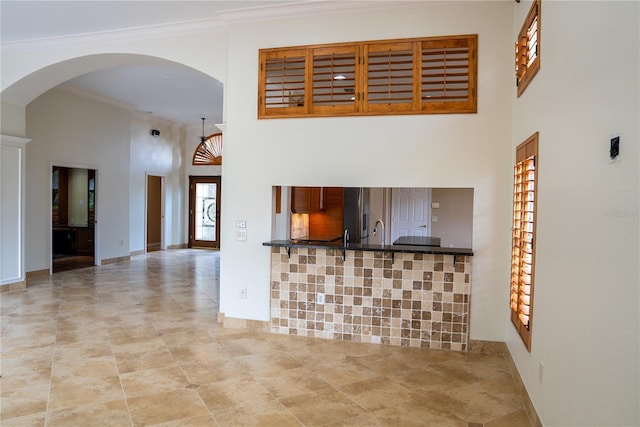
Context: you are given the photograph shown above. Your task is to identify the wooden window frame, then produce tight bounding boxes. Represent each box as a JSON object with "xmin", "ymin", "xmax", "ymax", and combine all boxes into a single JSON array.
[
  {"xmin": 193, "ymin": 133, "xmax": 223, "ymax": 166},
  {"xmin": 258, "ymin": 34, "xmax": 477, "ymax": 118},
  {"xmin": 515, "ymin": 0, "xmax": 541, "ymax": 97},
  {"xmin": 510, "ymin": 132, "xmax": 539, "ymax": 351}
]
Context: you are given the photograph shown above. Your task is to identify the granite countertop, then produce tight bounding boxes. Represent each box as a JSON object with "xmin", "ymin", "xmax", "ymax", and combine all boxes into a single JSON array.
[{"xmin": 263, "ymin": 240, "xmax": 473, "ymax": 256}]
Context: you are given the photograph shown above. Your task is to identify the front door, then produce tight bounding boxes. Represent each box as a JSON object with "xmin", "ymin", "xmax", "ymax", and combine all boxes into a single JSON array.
[
  {"xmin": 188, "ymin": 176, "xmax": 221, "ymax": 249},
  {"xmin": 390, "ymin": 188, "xmax": 431, "ymax": 243}
]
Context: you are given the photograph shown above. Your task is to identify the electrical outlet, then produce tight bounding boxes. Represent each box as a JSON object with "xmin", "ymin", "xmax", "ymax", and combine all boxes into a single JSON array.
[
  {"xmin": 239, "ymin": 288, "xmax": 247, "ymax": 299},
  {"xmin": 316, "ymin": 293, "xmax": 325, "ymax": 304},
  {"xmin": 236, "ymin": 221, "xmax": 246, "ymax": 228}
]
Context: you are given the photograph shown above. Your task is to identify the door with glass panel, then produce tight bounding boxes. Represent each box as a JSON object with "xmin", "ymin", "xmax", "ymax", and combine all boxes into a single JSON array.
[{"xmin": 188, "ymin": 176, "xmax": 221, "ymax": 249}]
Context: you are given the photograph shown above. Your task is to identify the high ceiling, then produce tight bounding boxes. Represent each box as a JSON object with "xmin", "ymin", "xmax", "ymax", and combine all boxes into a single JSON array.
[{"xmin": 0, "ymin": 0, "xmax": 310, "ymax": 126}]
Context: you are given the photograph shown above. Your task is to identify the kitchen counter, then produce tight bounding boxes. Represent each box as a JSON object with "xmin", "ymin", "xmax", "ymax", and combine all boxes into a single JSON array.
[{"xmin": 263, "ymin": 239, "xmax": 473, "ymax": 257}]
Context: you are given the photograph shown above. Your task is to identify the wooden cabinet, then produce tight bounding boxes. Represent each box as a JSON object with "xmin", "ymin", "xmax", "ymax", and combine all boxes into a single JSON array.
[{"xmin": 291, "ymin": 186, "xmax": 324, "ymax": 213}]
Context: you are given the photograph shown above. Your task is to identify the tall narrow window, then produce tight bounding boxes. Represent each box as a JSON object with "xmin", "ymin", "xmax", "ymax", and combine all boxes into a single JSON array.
[
  {"xmin": 515, "ymin": 0, "xmax": 541, "ymax": 97},
  {"xmin": 510, "ymin": 132, "xmax": 538, "ymax": 351}
]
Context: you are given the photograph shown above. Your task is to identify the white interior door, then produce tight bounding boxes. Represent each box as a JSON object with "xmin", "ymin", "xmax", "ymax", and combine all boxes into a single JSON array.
[{"xmin": 390, "ymin": 188, "xmax": 432, "ymax": 243}]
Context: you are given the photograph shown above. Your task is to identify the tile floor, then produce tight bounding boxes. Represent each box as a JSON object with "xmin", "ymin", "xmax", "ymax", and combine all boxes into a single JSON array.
[{"xmin": 1, "ymin": 249, "xmax": 532, "ymax": 426}]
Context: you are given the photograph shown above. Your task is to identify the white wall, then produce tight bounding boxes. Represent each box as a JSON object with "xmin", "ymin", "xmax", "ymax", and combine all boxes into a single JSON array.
[
  {"xmin": 221, "ymin": 1, "xmax": 514, "ymax": 343},
  {"xmin": 431, "ymin": 188, "xmax": 474, "ymax": 249},
  {"xmin": 129, "ymin": 115, "xmax": 185, "ymax": 252},
  {"xmin": 25, "ymin": 88, "xmax": 131, "ymax": 270},
  {"xmin": 509, "ymin": 1, "xmax": 639, "ymax": 425}
]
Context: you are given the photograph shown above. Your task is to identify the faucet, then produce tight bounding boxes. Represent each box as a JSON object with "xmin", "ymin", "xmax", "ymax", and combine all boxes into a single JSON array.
[
  {"xmin": 373, "ymin": 219, "xmax": 385, "ymax": 246},
  {"xmin": 343, "ymin": 229, "xmax": 350, "ymax": 247}
]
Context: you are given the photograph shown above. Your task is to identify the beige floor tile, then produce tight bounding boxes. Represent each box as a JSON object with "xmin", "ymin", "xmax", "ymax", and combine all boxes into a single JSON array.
[
  {"xmin": 0, "ymin": 411, "xmax": 46, "ymax": 427},
  {"xmin": 46, "ymin": 399, "xmax": 131, "ymax": 427},
  {"xmin": 127, "ymin": 389, "xmax": 210, "ymax": 426},
  {"xmin": 178, "ymin": 359, "xmax": 252, "ymax": 385},
  {"xmin": 338, "ymin": 377, "xmax": 419, "ymax": 412},
  {"xmin": 48, "ymin": 374, "xmax": 125, "ymax": 411},
  {"xmin": 149, "ymin": 414, "xmax": 219, "ymax": 426},
  {"xmin": 234, "ymin": 351, "xmax": 303, "ymax": 376},
  {"xmin": 1, "ymin": 250, "xmax": 532, "ymax": 427},
  {"xmin": 53, "ymin": 339, "xmax": 114, "ymax": 363},
  {"xmin": 197, "ymin": 376, "xmax": 275, "ymax": 413},
  {"xmin": 311, "ymin": 359, "xmax": 381, "ymax": 387},
  {"xmin": 113, "ymin": 347, "xmax": 177, "ymax": 374},
  {"xmin": 255, "ymin": 366, "xmax": 332, "ymax": 399},
  {"xmin": 213, "ymin": 399, "xmax": 302, "ymax": 427},
  {"xmin": 279, "ymin": 388, "xmax": 367, "ymax": 427},
  {"xmin": 485, "ymin": 408, "xmax": 533, "ymax": 427},
  {"xmin": 0, "ymin": 394, "xmax": 48, "ymax": 420},
  {"xmin": 120, "ymin": 364, "xmax": 190, "ymax": 398},
  {"xmin": 51, "ymin": 355, "xmax": 119, "ymax": 382},
  {"xmin": 372, "ymin": 402, "xmax": 468, "ymax": 427}
]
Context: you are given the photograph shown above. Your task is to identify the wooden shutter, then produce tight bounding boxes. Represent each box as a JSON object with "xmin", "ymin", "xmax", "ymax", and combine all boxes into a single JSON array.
[
  {"xmin": 258, "ymin": 34, "xmax": 477, "ymax": 118},
  {"xmin": 259, "ymin": 49, "xmax": 309, "ymax": 117},
  {"xmin": 311, "ymin": 45, "xmax": 360, "ymax": 114},
  {"xmin": 193, "ymin": 133, "xmax": 222, "ymax": 166},
  {"xmin": 364, "ymin": 41, "xmax": 416, "ymax": 113},
  {"xmin": 515, "ymin": 0, "xmax": 541, "ymax": 97},
  {"xmin": 510, "ymin": 133, "xmax": 538, "ymax": 351},
  {"xmin": 421, "ymin": 35, "xmax": 477, "ymax": 113}
]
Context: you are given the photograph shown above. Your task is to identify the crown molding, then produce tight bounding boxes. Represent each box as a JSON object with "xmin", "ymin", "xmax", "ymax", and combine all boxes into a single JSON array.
[
  {"xmin": 1, "ymin": 17, "xmax": 228, "ymax": 54},
  {"xmin": 0, "ymin": 1, "xmax": 424, "ymax": 53},
  {"xmin": 217, "ymin": 0, "xmax": 417, "ymax": 23}
]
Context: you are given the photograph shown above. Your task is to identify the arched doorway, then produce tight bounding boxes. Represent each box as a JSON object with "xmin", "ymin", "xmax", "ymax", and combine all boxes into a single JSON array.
[{"xmin": 1, "ymin": 53, "xmax": 224, "ymax": 276}]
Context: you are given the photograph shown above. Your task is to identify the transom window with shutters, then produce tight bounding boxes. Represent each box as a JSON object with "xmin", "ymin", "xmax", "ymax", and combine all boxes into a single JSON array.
[
  {"xmin": 510, "ymin": 132, "xmax": 539, "ymax": 351},
  {"xmin": 258, "ymin": 34, "xmax": 477, "ymax": 118},
  {"xmin": 515, "ymin": 0, "xmax": 541, "ymax": 97}
]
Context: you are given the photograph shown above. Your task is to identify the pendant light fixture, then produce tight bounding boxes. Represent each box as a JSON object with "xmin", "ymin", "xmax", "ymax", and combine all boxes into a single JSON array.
[{"xmin": 200, "ymin": 117, "xmax": 206, "ymax": 143}]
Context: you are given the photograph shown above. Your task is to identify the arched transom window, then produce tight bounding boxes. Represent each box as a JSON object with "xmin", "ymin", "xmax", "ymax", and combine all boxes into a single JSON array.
[{"xmin": 193, "ymin": 133, "xmax": 223, "ymax": 166}]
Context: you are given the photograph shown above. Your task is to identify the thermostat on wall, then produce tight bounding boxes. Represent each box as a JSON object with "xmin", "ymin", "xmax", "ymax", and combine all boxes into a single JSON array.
[{"xmin": 610, "ymin": 133, "xmax": 620, "ymax": 160}]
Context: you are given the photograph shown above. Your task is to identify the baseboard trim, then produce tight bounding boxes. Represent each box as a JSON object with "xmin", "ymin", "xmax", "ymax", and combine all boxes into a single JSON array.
[
  {"xmin": 221, "ymin": 314, "xmax": 270, "ymax": 332},
  {"xmin": 469, "ymin": 339, "xmax": 542, "ymax": 427},
  {"xmin": 1, "ymin": 280, "xmax": 27, "ymax": 292},
  {"xmin": 101, "ymin": 256, "xmax": 131, "ymax": 265},
  {"xmin": 167, "ymin": 244, "xmax": 188, "ymax": 249},
  {"xmin": 130, "ymin": 250, "xmax": 145, "ymax": 256},
  {"xmin": 26, "ymin": 269, "xmax": 49, "ymax": 278}
]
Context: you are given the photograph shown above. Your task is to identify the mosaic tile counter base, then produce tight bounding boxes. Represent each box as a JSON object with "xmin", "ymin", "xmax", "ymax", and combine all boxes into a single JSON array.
[{"xmin": 270, "ymin": 247, "xmax": 472, "ymax": 350}]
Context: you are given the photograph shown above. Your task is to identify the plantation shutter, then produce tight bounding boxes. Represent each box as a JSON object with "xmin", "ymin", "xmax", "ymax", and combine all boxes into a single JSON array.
[
  {"xmin": 311, "ymin": 46, "xmax": 359, "ymax": 114},
  {"xmin": 364, "ymin": 41, "xmax": 416, "ymax": 113},
  {"xmin": 510, "ymin": 133, "xmax": 538, "ymax": 351},
  {"xmin": 259, "ymin": 49, "xmax": 309, "ymax": 116},
  {"xmin": 421, "ymin": 35, "xmax": 477, "ymax": 113}
]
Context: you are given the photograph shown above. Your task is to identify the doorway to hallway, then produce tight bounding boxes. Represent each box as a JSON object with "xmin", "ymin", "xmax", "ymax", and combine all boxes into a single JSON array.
[
  {"xmin": 188, "ymin": 176, "xmax": 221, "ymax": 249},
  {"xmin": 146, "ymin": 175, "xmax": 163, "ymax": 252}
]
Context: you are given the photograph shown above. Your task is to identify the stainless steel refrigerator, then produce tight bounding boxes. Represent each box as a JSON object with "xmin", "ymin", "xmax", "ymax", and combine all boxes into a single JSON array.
[{"xmin": 343, "ymin": 187, "xmax": 370, "ymax": 244}]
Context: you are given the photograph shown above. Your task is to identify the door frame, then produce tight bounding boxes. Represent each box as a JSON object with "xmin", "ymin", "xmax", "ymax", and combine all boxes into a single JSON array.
[
  {"xmin": 49, "ymin": 161, "xmax": 100, "ymax": 274},
  {"xmin": 145, "ymin": 173, "xmax": 165, "ymax": 253},
  {"xmin": 188, "ymin": 175, "xmax": 221, "ymax": 249}
]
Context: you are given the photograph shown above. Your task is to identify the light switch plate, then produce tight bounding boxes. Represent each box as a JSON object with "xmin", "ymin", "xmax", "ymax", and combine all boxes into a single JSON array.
[
  {"xmin": 235, "ymin": 229, "xmax": 247, "ymax": 241},
  {"xmin": 431, "ymin": 202, "xmax": 440, "ymax": 209}
]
